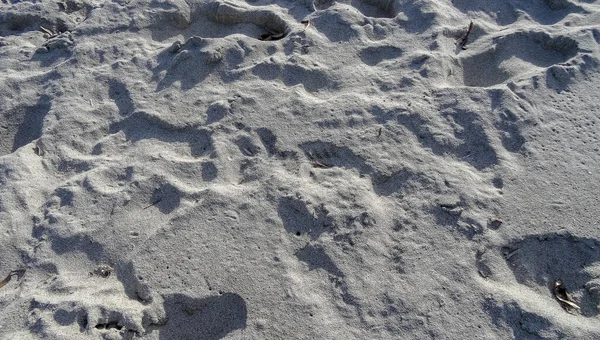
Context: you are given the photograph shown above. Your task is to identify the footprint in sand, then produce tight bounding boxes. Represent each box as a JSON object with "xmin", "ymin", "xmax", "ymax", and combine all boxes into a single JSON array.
[
  {"xmin": 108, "ymin": 110, "xmax": 213, "ymax": 157},
  {"xmin": 452, "ymin": 0, "xmax": 585, "ymax": 26},
  {"xmin": 460, "ymin": 30, "xmax": 579, "ymax": 87},
  {"xmin": 476, "ymin": 233, "xmax": 600, "ymax": 337},
  {"xmin": 0, "ymin": 95, "xmax": 52, "ymax": 156},
  {"xmin": 160, "ymin": 292, "xmax": 247, "ymax": 340}
]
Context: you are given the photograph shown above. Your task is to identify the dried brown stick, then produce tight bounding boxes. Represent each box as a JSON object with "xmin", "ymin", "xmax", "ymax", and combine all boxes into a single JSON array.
[
  {"xmin": 459, "ymin": 21, "xmax": 473, "ymax": 49},
  {"xmin": 0, "ymin": 270, "xmax": 25, "ymax": 289},
  {"xmin": 0, "ymin": 274, "xmax": 12, "ymax": 289}
]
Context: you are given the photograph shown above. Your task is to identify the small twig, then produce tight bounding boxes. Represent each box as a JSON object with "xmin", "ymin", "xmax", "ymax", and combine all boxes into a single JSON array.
[
  {"xmin": 553, "ymin": 280, "xmax": 581, "ymax": 312},
  {"xmin": 0, "ymin": 275, "xmax": 11, "ymax": 289},
  {"xmin": 0, "ymin": 269, "xmax": 26, "ymax": 289},
  {"xmin": 311, "ymin": 161, "xmax": 331, "ymax": 168},
  {"xmin": 40, "ymin": 26, "xmax": 58, "ymax": 40},
  {"xmin": 459, "ymin": 21, "xmax": 473, "ymax": 50},
  {"xmin": 143, "ymin": 198, "xmax": 162, "ymax": 210},
  {"xmin": 40, "ymin": 26, "xmax": 54, "ymax": 36},
  {"xmin": 504, "ymin": 248, "xmax": 520, "ymax": 261},
  {"xmin": 301, "ymin": 20, "xmax": 311, "ymax": 32}
]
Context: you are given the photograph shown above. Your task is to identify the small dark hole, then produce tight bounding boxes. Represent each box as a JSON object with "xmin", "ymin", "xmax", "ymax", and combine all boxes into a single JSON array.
[{"xmin": 295, "ymin": 231, "xmax": 301, "ymax": 236}]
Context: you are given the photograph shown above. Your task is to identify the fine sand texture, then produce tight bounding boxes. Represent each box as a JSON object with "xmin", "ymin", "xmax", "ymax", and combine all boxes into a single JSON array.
[{"xmin": 1, "ymin": 0, "xmax": 600, "ymax": 339}]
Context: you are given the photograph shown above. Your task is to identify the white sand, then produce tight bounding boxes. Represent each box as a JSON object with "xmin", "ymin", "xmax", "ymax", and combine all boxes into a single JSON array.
[{"xmin": 0, "ymin": 0, "xmax": 599, "ymax": 338}]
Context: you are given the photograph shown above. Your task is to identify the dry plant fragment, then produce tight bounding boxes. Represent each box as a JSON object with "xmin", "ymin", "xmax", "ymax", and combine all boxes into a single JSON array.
[
  {"xmin": 90, "ymin": 265, "xmax": 114, "ymax": 278},
  {"xmin": 311, "ymin": 161, "xmax": 331, "ymax": 168},
  {"xmin": 553, "ymin": 280, "xmax": 581, "ymax": 312},
  {"xmin": 458, "ymin": 21, "xmax": 473, "ymax": 49},
  {"xmin": 0, "ymin": 269, "xmax": 26, "ymax": 289},
  {"xmin": 33, "ymin": 143, "xmax": 45, "ymax": 156},
  {"xmin": 143, "ymin": 198, "xmax": 162, "ymax": 210},
  {"xmin": 0, "ymin": 274, "xmax": 11, "ymax": 289},
  {"xmin": 40, "ymin": 26, "xmax": 59, "ymax": 40},
  {"xmin": 301, "ymin": 20, "xmax": 311, "ymax": 32},
  {"xmin": 440, "ymin": 203, "xmax": 463, "ymax": 216}
]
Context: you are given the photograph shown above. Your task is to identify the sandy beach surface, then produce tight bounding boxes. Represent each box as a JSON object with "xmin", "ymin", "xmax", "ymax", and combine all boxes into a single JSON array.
[{"xmin": 1, "ymin": 0, "xmax": 599, "ymax": 339}]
